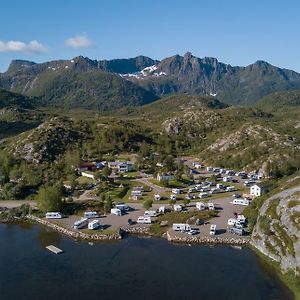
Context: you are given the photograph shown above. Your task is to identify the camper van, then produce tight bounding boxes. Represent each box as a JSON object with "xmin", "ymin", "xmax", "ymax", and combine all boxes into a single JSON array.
[
  {"xmin": 172, "ymin": 223, "xmax": 191, "ymax": 232},
  {"xmin": 88, "ymin": 219, "xmax": 100, "ymax": 230},
  {"xmin": 173, "ymin": 204, "xmax": 182, "ymax": 212},
  {"xmin": 115, "ymin": 204, "xmax": 130, "ymax": 212},
  {"xmin": 136, "ymin": 216, "xmax": 152, "ymax": 224},
  {"xmin": 73, "ymin": 218, "xmax": 88, "ymax": 229},
  {"xmin": 144, "ymin": 210, "xmax": 157, "ymax": 217},
  {"xmin": 232, "ymin": 198, "xmax": 249, "ymax": 206},
  {"xmin": 84, "ymin": 211, "xmax": 99, "ymax": 219},
  {"xmin": 196, "ymin": 202, "xmax": 206, "ymax": 211},
  {"xmin": 237, "ymin": 214, "xmax": 246, "ymax": 224},
  {"xmin": 208, "ymin": 203, "xmax": 215, "ymax": 210},
  {"xmin": 200, "ymin": 186, "xmax": 211, "ymax": 192},
  {"xmin": 226, "ymin": 186, "xmax": 237, "ymax": 192},
  {"xmin": 45, "ymin": 212, "xmax": 63, "ymax": 219},
  {"xmin": 223, "ymin": 176, "xmax": 233, "ymax": 182},
  {"xmin": 111, "ymin": 208, "xmax": 122, "ymax": 216},
  {"xmin": 210, "ymin": 188, "xmax": 221, "ymax": 194},
  {"xmin": 244, "ymin": 180, "xmax": 256, "ymax": 187},
  {"xmin": 210, "ymin": 224, "xmax": 217, "ymax": 235}
]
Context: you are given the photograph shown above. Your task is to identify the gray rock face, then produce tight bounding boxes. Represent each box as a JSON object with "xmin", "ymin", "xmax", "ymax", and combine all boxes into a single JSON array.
[{"xmin": 251, "ymin": 185, "xmax": 300, "ymax": 275}]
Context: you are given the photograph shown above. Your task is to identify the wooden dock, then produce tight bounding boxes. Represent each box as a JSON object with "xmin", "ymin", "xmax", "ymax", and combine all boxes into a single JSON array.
[{"xmin": 46, "ymin": 245, "xmax": 63, "ymax": 254}]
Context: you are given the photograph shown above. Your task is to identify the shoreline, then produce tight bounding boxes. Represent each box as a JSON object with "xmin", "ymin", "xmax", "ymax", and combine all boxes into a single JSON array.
[{"xmin": 25, "ymin": 215, "xmax": 250, "ymax": 245}]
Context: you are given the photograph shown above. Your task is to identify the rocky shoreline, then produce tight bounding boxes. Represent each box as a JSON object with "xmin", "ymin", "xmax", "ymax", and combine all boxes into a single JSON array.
[{"xmin": 23, "ymin": 215, "xmax": 250, "ymax": 245}]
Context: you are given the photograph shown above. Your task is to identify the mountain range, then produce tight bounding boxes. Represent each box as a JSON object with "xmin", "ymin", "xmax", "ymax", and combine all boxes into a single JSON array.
[{"xmin": 1, "ymin": 52, "xmax": 300, "ymax": 110}]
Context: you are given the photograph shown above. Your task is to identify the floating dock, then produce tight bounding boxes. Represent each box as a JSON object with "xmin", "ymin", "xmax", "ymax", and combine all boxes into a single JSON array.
[{"xmin": 46, "ymin": 245, "xmax": 63, "ymax": 254}]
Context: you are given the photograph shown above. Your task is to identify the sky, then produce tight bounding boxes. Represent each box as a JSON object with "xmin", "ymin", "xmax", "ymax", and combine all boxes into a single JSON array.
[{"xmin": 1, "ymin": 0, "xmax": 300, "ymax": 72}]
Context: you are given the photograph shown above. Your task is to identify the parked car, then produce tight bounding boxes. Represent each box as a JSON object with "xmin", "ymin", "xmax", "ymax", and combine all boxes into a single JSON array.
[
  {"xmin": 188, "ymin": 229, "xmax": 199, "ymax": 235},
  {"xmin": 128, "ymin": 218, "xmax": 134, "ymax": 225}
]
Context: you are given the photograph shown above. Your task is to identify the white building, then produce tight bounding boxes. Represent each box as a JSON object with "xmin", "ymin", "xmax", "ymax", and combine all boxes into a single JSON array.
[
  {"xmin": 157, "ymin": 173, "xmax": 174, "ymax": 182},
  {"xmin": 250, "ymin": 183, "xmax": 268, "ymax": 197}
]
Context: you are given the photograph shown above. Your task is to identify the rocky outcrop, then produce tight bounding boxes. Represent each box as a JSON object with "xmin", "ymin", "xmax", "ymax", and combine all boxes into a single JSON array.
[
  {"xmin": 250, "ymin": 186, "xmax": 300, "ymax": 275},
  {"xmin": 167, "ymin": 231, "xmax": 249, "ymax": 245}
]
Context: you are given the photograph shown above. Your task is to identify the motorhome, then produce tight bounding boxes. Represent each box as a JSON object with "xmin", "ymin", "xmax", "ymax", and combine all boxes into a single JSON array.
[
  {"xmin": 199, "ymin": 192, "xmax": 209, "ymax": 199},
  {"xmin": 237, "ymin": 214, "xmax": 246, "ymax": 224},
  {"xmin": 173, "ymin": 204, "xmax": 182, "ymax": 212},
  {"xmin": 210, "ymin": 224, "xmax": 217, "ymax": 235},
  {"xmin": 188, "ymin": 187, "xmax": 197, "ymax": 193},
  {"xmin": 227, "ymin": 218, "xmax": 237, "ymax": 226},
  {"xmin": 206, "ymin": 167, "xmax": 213, "ymax": 172},
  {"xmin": 73, "ymin": 218, "xmax": 88, "ymax": 229},
  {"xmin": 45, "ymin": 212, "xmax": 63, "ymax": 219},
  {"xmin": 208, "ymin": 203, "xmax": 215, "ymax": 210},
  {"xmin": 200, "ymin": 186, "xmax": 210, "ymax": 192},
  {"xmin": 84, "ymin": 211, "xmax": 99, "ymax": 219},
  {"xmin": 136, "ymin": 216, "xmax": 152, "ymax": 224},
  {"xmin": 244, "ymin": 180, "xmax": 256, "ymax": 187},
  {"xmin": 144, "ymin": 210, "xmax": 158, "ymax": 217},
  {"xmin": 88, "ymin": 219, "xmax": 100, "ymax": 230},
  {"xmin": 196, "ymin": 202, "xmax": 205, "ymax": 211},
  {"xmin": 111, "ymin": 208, "xmax": 122, "ymax": 216},
  {"xmin": 210, "ymin": 188, "xmax": 221, "ymax": 194},
  {"xmin": 172, "ymin": 223, "xmax": 191, "ymax": 232},
  {"xmin": 172, "ymin": 188, "xmax": 181, "ymax": 194},
  {"xmin": 115, "ymin": 204, "xmax": 130, "ymax": 212},
  {"xmin": 232, "ymin": 198, "xmax": 249, "ymax": 206}
]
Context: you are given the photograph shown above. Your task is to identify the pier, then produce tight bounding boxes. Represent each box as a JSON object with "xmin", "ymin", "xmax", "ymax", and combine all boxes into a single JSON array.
[{"xmin": 46, "ymin": 245, "xmax": 63, "ymax": 254}]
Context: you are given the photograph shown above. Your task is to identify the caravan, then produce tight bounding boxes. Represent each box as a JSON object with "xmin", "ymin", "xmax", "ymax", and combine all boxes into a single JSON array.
[
  {"xmin": 173, "ymin": 204, "xmax": 182, "ymax": 212},
  {"xmin": 111, "ymin": 208, "xmax": 122, "ymax": 216},
  {"xmin": 172, "ymin": 188, "xmax": 181, "ymax": 194},
  {"xmin": 172, "ymin": 223, "xmax": 191, "ymax": 232},
  {"xmin": 45, "ymin": 212, "xmax": 63, "ymax": 219},
  {"xmin": 88, "ymin": 220, "xmax": 100, "ymax": 230},
  {"xmin": 73, "ymin": 218, "xmax": 88, "ymax": 229},
  {"xmin": 115, "ymin": 204, "xmax": 130, "ymax": 212},
  {"xmin": 210, "ymin": 224, "xmax": 217, "ymax": 235},
  {"xmin": 84, "ymin": 211, "xmax": 99, "ymax": 219},
  {"xmin": 144, "ymin": 210, "xmax": 158, "ymax": 217},
  {"xmin": 196, "ymin": 202, "xmax": 206, "ymax": 211},
  {"xmin": 232, "ymin": 198, "xmax": 250, "ymax": 206},
  {"xmin": 208, "ymin": 203, "xmax": 215, "ymax": 211},
  {"xmin": 137, "ymin": 216, "xmax": 152, "ymax": 224},
  {"xmin": 154, "ymin": 194, "xmax": 161, "ymax": 201}
]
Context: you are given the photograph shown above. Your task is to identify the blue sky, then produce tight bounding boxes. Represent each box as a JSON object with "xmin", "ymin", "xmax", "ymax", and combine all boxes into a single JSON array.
[{"xmin": 0, "ymin": 0, "xmax": 300, "ymax": 72}]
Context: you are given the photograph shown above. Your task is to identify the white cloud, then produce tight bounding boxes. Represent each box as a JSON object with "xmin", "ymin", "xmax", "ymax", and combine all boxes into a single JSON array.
[
  {"xmin": 64, "ymin": 35, "xmax": 95, "ymax": 49},
  {"xmin": 0, "ymin": 40, "xmax": 48, "ymax": 53}
]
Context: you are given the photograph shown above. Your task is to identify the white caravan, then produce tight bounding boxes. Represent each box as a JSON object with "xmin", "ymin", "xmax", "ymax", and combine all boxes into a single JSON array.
[
  {"xmin": 73, "ymin": 218, "xmax": 88, "ymax": 229},
  {"xmin": 208, "ymin": 203, "xmax": 215, "ymax": 210},
  {"xmin": 232, "ymin": 198, "xmax": 250, "ymax": 206},
  {"xmin": 111, "ymin": 208, "xmax": 122, "ymax": 216},
  {"xmin": 172, "ymin": 223, "xmax": 191, "ymax": 232},
  {"xmin": 199, "ymin": 192, "xmax": 209, "ymax": 199},
  {"xmin": 84, "ymin": 211, "xmax": 99, "ymax": 219},
  {"xmin": 115, "ymin": 204, "xmax": 130, "ymax": 212},
  {"xmin": 144, "ymin": 210, "xmax": 158, "ymax": 217},
  {"xmin": 196, "ymin": 202, "xmax": 206, "ymax": 211},
  {"xmin": 173, "ymin": 204, "xmax": 182, "ymax": 212},
  {"xmin": 45, "ymin": 212, "xmax": 63, "ymax": 219},
  {"xmin": 88, "ymin": 220, "xmax": 100, "ymax": 230},
  {"xmin": 210, "ymin": 224, "xmax": 217, "ymax": 235},
  {"xmin": 136, "ymin": 216, "xmax": 152, "ymax": 224},
  {"xmin": 172, "ymin": 188, "xmax": 181, "ymax": 194}
]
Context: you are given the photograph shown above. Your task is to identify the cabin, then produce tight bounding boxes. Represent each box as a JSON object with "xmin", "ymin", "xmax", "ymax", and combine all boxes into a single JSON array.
[
  {"xmin": 108, "ymin": 161, "xmax": 133, "ymax": 173},
  {"xmin": 250, "ymin": 183, "xmax": 269, "ymax": 197}
]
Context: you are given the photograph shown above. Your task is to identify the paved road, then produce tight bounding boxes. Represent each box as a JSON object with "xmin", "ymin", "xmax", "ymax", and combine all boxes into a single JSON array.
[
  {"xmin": 135, "ymin": 177, "xmax": 169, "ymax": 194},
  {"xmin": 0, "ymin": 200, "xmax": 37, "ymax": 209}
]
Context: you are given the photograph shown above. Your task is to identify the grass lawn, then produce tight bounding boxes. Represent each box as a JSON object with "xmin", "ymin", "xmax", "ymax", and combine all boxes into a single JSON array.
[{"xmin": 77, "ymin": 176, "xmax": 97, "ymax": 185}]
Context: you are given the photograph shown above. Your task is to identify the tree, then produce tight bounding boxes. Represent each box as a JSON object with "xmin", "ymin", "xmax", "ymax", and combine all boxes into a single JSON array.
[
  {"xmin": 143, "ymin": 199, "xmax": 153, "ymax": 210},
  {"xmin": 104, "ymin": 196, "xmax": 113, "ymax": 213},
  {"xmin": 102, "ymin": 164, "xmax": 112, "ymax": 177},
  {"xmin": 183, "ymin": 198, "xmax": 190, "ymax": 207},
  {"xmin": 37, "ymin": 185, "xmax": 64, "ymax": 212}
]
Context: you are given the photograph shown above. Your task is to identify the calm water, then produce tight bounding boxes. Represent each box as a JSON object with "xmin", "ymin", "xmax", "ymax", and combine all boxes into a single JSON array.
[{"xmin": 0, "ymin": 223, "xmax": 294, "ymax": 300}]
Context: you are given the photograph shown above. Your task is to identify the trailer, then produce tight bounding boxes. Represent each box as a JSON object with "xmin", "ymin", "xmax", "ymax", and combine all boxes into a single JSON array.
[
  {"xmin": 232, "ymin": 198, "xmax": 249, "ymax": 206},
  {"xmin": 158, "ymin": 206, "xmax": 165, "ymax": 214},
  {"xmin": 196, "ymin": 202, "xmax": 206, "ymax": 211},
  {"xmin": 88, "ymin": 219, "xmax": 101, "ymax": 230},
  {"xmin": 172, "ymin": 223, "xmax": 191, "ymax": 232},
  {"xmin": 84, "ymin": 211, "xmax": 99, "ymax": 219},
  {"xmin": 199, "ymin": 192, "xmax": 209, "ymax": 199},
  {"xmin": 210, "ymin": 224, "xmax": 217, "ymax": 235},
  {"xmin": 45, "ymin": 212, "xmax": 63, "ymax": 219},
  {"xmin": 136, "ymin": 216, "xmax": 152, "ymax": 224},
  {"xmin": 73, "ymin": 218, "xmax": 88, "ymax": 229},
  {"xmin": 111, "ymin": 208, "xmax": 122, "ymax": 216},
  {"xmin": 208, "ymin": 203, "xmax": 215, "ymax": 210}
]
